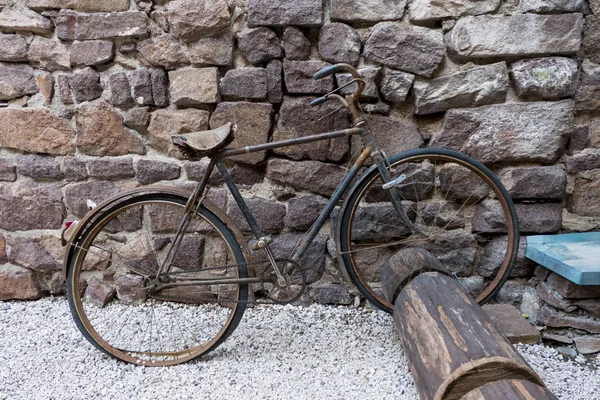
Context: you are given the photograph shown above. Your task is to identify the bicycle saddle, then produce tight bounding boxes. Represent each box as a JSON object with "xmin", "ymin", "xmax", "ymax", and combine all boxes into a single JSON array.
[{"xmin": 171, "ymin": 122, "xmax": 235, "ymax": 157}]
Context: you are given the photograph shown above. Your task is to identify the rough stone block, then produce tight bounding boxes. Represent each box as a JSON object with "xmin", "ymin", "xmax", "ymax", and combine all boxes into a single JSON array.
[
  {"xmin": 0, "ymin": 107, "xmax": 74, "ymax": 155},
  {"xmin": 229, "ymin": 197, "xmax": 285, "ymax": 233},
  {"xmin": 169, "ymin": 67, "xmax": 219, "ymax": 106},
  {"xmin": 565, "ymin": 151, "xmax": 600, "ymax": 174},
  {"xmin": 116, "ymin": 274, "xmax": 146, "ymax": 305},
  {"xmin": 352, "ymin": 114, "xmax": 422, "ymax": 157},
  {"xmin": 576, "ymin": 299, "xmax": 600, "ymax": 318},
  {"xmin": 266, "ymin": 158, "xmax": 346, "ymax": 197},
  {"xmin": 56, "ymin": 10, "xmax": 148, "ymax": 40},
  {"xmin": 0, "ymin": 33, "xmax": 27, "ymax": 62},
  {"xmin": 167, "ymin": 0, "xmax": 230, "ymax": 42},
  {"xmin": 510, "ymin": 57, "xmax": 579, "ymax": 99},
  {"xmin": 70, "ymin": 67, "xmax": 103, "ymax": 103},
  {"xmin": 131, "ymin": 68, "xmax": 153, "ymax": 106},
  {"xmin": 150, "ymin": 69, "xmax": 169, "ymax": 107},
  {"xmin": 237, "ymin": 27, "xmax": 282, "ymax": 64},
  {"xmin": 318, "ymin": 23, "xmax": 361, "ymax": 66},
  {"xmin": 7, "ymin": 236, "xmax": 60, "ymax": 272},
  {"xmin": 57, "ymin": 75, "xmax": 73, "ymax": 105},
  {"xmin": 0, "ymin": 62, "xmax": 37, "ymax": 101},
  {"xmin": 331, "ymin": 0, "xmax": 406, "ymax": 23},
  {"xmin": 28, "ymin": 0, "xmax": 130, "ymax": 12},
  {"xmin": 210, "ymin": 102, "xmax": 272, "ymax": 164},
  {"xmin": 569, "ymin": 179, "xmax": 600, "ymax": 217},
  {"xmin": 537, "ymin": 305, "xmax": 600, "ymax": 333},
  {"xmin": 16, "ymin": 154, "xmax": 63, "ymax": 180},
  {"xmin": 0, "ymin": 159, "xmax": 16, "ymax": 181},
  {"xmin": 574, "ymin": 337, "xmax": 600, "ymax": 354},
  {"xmin": 282, "ymin": 27, "xmax": 310, "ymax": 60},
  {"xmin": 576, "ymin": 66, "xmax": 600, "ymax": 112},
  {"xmin": 499, "ymin": 166, "xmax": 567, "ymax": 199},
  {"xmin": 220, "ymin": 68, "xmax": 267, "ymax": 100},
  {"xmin": 431, "ymin": 101, "xmax": 574, "ymax": 164},
  {"xmin": 64, "ymin": 181, "xmax": 120, "ymax": 217},
  {"xmin": 0, "ymin": 268, "xmax": 42, "ymax": 300},
  {"xmin": 380, "ymin": 69, "xmax": 414, "ymax": 103},
  {"xmin": 517, "ymin": 0, "xmax": 589, "ymax": 13},
  {"xmin": 27, "ymin": 36, "xmax": 70, "ymax": 71},
  {"xmin": 0, "ymin": 181, "xmax": 64, "ymax": 230},
  {"xmin": 0, "ymin": 8, "xmax": 52, "ymax": 35},
  {"xmin": 124, "ymin": 107, "xmax": 150, "ymax": 133},
  {"xmin": 88, "ymin": 157, "xmax": 135, "ymax": 180},
  {"xmin": 582, "ymin": 16, "xmax": 600, "ymax": 64},
  {"xmin": 136, "ymin": 159, "xmax": 180, "ymax": 185},
  {"xmin": 516, "ymin": 203, "xmax": 563, "ymax": 234},
  {"xmin": 187, "ymin": 33, "xmax": 233, "ymax": 66},
  {"xmin": 536, "ymin": 282, "xmax": 577, "ymax": 312},
  {"xmin": 35, "ymin": 72, "xmax": 54, "ymax": 102},
  {"xmin": 84, "ymin": 277, "xmax": 115, "ymax": 308},
  {"xmin": 286, "ymin": 195, "xmax": 321, "ymax": 230},
  {"xmin": 447, "ymin": 14, "xmax": 584, "ymax": 59},
  {"xmin": 248, "ymin": 0, "xmax": 323, "ymax": 27},
  {"xmin": 266, "ymin": 60, "xmax": 283, "ymax": 103},
  {"xmin": 61, "ymin": 157, "xmax": 88, "ymax": 181},
  {"xmin": 409, "ymin": 0, "xmax": 500, "ymax": 23},
  {"xmin": 547, "ymin": 272, "xmax": 600, "ymax": 298},
  {"xmin": 108, "ymin": 72, "xmax": 133, "ymax": 107},
  {"xmin": 137, "ymin": 35, "xmax": 188, "ymax": 70},
  {"xmin": 273, "ymin": 96, "xmax": 349, "ymax": 162},
  {"xmin": 147, "ymin": 108, "xmax": 210, "ymax": 155},
  {"xmin": 482, "ymin": 304, "xmax": 541, "ymax": 344},
  {"xmin": 283, "ymin": 60, "xmax": 334, "ymax": 94},
  {"xmin": 76, "ymin": 100, "xmax": 146, "ymax": 156},
  {"xmin": 413, "ymin": 62, "xmax": 508, "ymax": 115},
  {"xmin": 312, "ymin": 284, "xmax": 352, "ymax": 305}
]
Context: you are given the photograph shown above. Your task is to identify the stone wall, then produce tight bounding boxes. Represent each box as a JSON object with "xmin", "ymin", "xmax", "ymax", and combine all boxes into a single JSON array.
[{"xmin": 0, "ymin": 0, "xmax": 599, "ymax": 321}]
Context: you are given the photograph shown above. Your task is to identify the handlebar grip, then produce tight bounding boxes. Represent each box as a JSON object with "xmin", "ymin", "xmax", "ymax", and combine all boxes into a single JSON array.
[
  {"xmin": 309, "ymin": 96, "xmax": 328, "ymax": 107},
  {"xmin": 313, "ymin": 65, "xmax": 342, "ymax": 80}
]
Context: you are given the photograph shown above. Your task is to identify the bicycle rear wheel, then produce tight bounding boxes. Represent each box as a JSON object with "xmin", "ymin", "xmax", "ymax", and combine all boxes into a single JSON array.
[
  {"xmin": 66, "ymin": 193, "xmax": 248, "ymax": 366},
  {"xmin": 339, "ymin": 148, "xmax": 519, "ymax": 313}
]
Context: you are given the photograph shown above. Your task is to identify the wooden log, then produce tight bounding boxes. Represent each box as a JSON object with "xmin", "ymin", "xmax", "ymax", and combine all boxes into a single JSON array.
[
  {"xmin": 460, "ymin": 379, "xmax": 558, "ymax": 400},
  {"xmin": 381, "ymin": 247, "xmax": 450, "ymax": 303},
  {"xmin": 394, "ymin": 271, "xmax": 547, "ymax": 400}
]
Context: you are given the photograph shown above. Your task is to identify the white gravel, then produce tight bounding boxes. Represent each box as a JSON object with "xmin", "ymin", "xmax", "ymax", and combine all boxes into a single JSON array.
[{"xmin": 0, "ymin": 298, "xmax": 598, "ymax": 400}]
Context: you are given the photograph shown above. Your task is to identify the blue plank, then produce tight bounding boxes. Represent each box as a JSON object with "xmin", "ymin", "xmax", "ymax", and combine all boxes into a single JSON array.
[{"xmin": 525, "ymin": 233, "xmax": 600, "ymax": 285}]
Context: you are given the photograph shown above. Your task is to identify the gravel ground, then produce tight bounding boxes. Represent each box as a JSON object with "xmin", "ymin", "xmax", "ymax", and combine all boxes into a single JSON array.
[{"xmin": 0, "ymin": 298, "xmax": 598, "ymax": 400}]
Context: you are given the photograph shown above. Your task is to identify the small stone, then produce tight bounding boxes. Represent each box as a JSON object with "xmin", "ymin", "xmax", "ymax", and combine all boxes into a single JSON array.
[
  {"xmin": 0, "ymin": 62, "xmax": 38, "ymax": 101},
  {"xmin": 150, "ymin": 69, "xmax": 169, "ymax": 107},
  {"xmin": 0, "ymin": 159, "xmax": 16, "ymax": 181},
  {"xmin": 499, "ymin": 166, "xmax": 567, "ymax": 199},
  {"xmin": 409, "ymin": 0, "xmax": 500, "ymax": 23},
  {"xmin": 247, "ymin": 0, "xmax": 323, "ymax": 27},
  {"xmin": 516, "ymin": 203, "xmax": 563, "ymax": 234},
  {"xmin": 331, "ymin": 0, "xmax": 406, "ymax": 23},
  {"xmin": 537, "ymin": 282, "xmax": 577, "ymax": 312},
  {"xmin": 542, "ymin": 333, "xmax": 573, "ymax": 345},
  {"xmin": 16, "ymin": 153, "xmax": 63, "ymax": 180},
  {"xmin": 28, "ymin": 0, "xmax": 130, "ymax": 12},
  {"xmin": 187, "ymin": 33, "xmax": 233, "ymax": 66},
  {"xmin": 447, "ymin": 14, "xmax": 584, "ymax": 59},
  {"xmin": 119, "ymin": 42, "xmax": 136, "ymax": 53},
  {"xmin": 76, "ymin": 100, "xmax": 146, "ymax": 156},
  {"xmin": 7, "ymin": 236, "xmax": 61, "ymax": 272},
  {"xmin": 56, "ymin": 10, "xmax": 148, "ymax": 40},
  {"xmin": 363, "ymin": 22, "xmax": 445, "ymax": 77},
  {"xmin": 64, "ymin": 181, "xmax": 120, "ymax": 217},
  {"xmin": 70, "ymin": 40, "xmax": 114, "ymax": 67},
  {"xmin": 283, "ymin": 60, "xmax": 335, "ymax": 94},
  {"xmin": 136, "ymin": 159, "xmax": 180, "ymax": 184},
  {"xmin": 0, "ymin": 7, "xmax": 53, "ymax": 35},
  {"xmin": 210, "ymin": 102, "xmax": 273, "ymax": 165},
  {"xmin": 534, "ymin": 265, "xmax": 552, "ymax": 281},
  {"xmin": 169, "ymin": 67, "xmax": 219, "ymax": 106},
  {"xmin": 521, "ymin": 288, "xmax": 542, "ymax": 324},
  {"xmin": 0, "ymin": 233, "xmax": 5, "ymax": 263},
  {"xmin": 167, "ymin": 0, "xmax": 230, "ymax": 42},
  {"xmin": 575, "ymin": 337, "xmax": 600, "ymax": 354},
  {"xmin": 547, "ymin": 272, "xmax": 600, "ymax": 299},
  {"xmin": 229, "ymin": 197, "xmax": 286, "ymax": 233},
  {"xmin": 283, "ymin": 27, "xmax": 310, "ymax": 60},
  {"xmin": 220, "ymin": 68, "xmax": 267, "ymax": 100},
  {"xmin": 413, "ymin": 62, "xmax": 508, "ymax": 115},
  {"xmin": 576, "ymin": 67, "xmax": 600, "ymax": 113},
  {"xmin": 70, "ymin": 67, "xmax": 103, "ymax": 103},
  {"xmin": 312, "ymin": 284, "xmax": 352, "ymax": 305},
  {"xmin": 36, "ymin": 72, "xmax": 54, "ymax": 102},
  {"xmin": 482, "ymin": 304, "xmax": 541, "ymax": 344},
  {"xmin": 273, "ymin": 96, "xmax": 349, "ymax": 162},
  {"xmin": 0, "ymin": 107, "xmax": 74, "ymax": 155},
  {"xmin": 431, "ymin": 101, "xmax": 574, "ymax": 164},
  {"xmin": 318, "ymin": 23, "xmax": 361, "ymax": 66},
  {"xmin": 88, "ymin": 157, "xmax": 135, "ymax": 180},
  {"xmin": 517, "ymin": 0, "xmax": 589, "ymax": 13},
  {"xmin": 131, "ymin": 68, "xmax": 153, "ymax": 106},
  {"xmin": 237, "ymin": 27, "xmax": 282, "ymax": 64},
  {"xmin": 510, "ymin": 57, "xmax": 579, "ymax": 99},
  {"xmin": 137, "ymin": 35, "xmax": 188, "ymax": 70},
  {"xmin": 124, "ymin": 107, "xmax": 150, "ymax": 133},
  {"xmin": 108, "ymin": 72, "xmax": 133, "ymax": 107},
  {"xmin": 566, "ymin": 151, "xmax": 600, "ymax": 174},
  {"xmin": 147, "ymin": 108, "xmax": 210, "ymax": 155},
  {"xmin": 0, "ymin": 33, "xmax": 27, "ymax": 62},
  {"xmin": 496, "ymin": 279, "xmax": 528, "ymax": 306},
  {"xmin": 61, "ymin": 157, "xmax": 88, "ymax": 181},
  {"xmin": 115, "ymin": 274, "xmax": 146, "ymax": 305},
  {"xmin": 0, "ymin": 181, "xmax": 64, "ymax": 230},
  {"xmin": 537, "ymin": 305, "xmax": 600, "ymax": 334},
  {"xmin": 57, "ymin": 75, "xmax": 73, "ymax": 105},
  {"xmin": 576, "ymin": 299, "xmax": 600, "ymax": 319},
  {"xmin": 569, "ymin": 179, "xmax": 600, "ymax": 217},
  {"xmin": 0, "ymin": 268, "xmax": 42, "ymax": 300},
  {"xmin": 266, "ymin": 158, "xmax": 346, "ymax": 197},
  {"xmin": 336, "ymin": 67, "xmax": 380, "ymax": 101},
  {"xmin": 84, "ymin": 277, "xmax": 115, "ymax": 308},
  {"xmin": 286, "ymin": 195, "xmax": 321, "ymax": 230},
  {"xmin": 266, "ymin": 60, "xmax": 283, "ymax": 103},
  {"xmin": 380, "ymin": 69, "xmax": 415, "ymax": 103},
  {"xmin": 582, "ymin": 16, "xmax": 600, "ymax": 65}
]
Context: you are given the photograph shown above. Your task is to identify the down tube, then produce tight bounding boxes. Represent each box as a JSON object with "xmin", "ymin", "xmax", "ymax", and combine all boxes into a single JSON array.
[{"xmin": 291, "ymin": 146, "xmax": 372, "ymax": 264}]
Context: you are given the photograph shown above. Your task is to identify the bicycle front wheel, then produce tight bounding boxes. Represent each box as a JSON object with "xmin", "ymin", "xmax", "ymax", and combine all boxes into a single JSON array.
[
  {"xmin": 340, "ymin": 148, "xmax": 519, "ymax": 313},
  {"xmin": 66, "ymin": 193, "xmax": 248, "ymax": 366}
]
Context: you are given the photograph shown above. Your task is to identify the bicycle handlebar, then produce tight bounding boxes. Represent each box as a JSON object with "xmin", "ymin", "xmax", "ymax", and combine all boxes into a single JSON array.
[{"xmin": 312, "ymin": 63, "xmax": 366, "ymax": 101}]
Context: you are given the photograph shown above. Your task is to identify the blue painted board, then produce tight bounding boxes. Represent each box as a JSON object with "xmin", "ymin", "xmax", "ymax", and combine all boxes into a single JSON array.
[{"xmin": 525, "ymin": 233, "xmax": 600, "ymax": 285}]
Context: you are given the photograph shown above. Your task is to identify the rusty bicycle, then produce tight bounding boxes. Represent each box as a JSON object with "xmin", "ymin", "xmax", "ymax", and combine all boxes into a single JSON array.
[{"xmin": 63, "ymin": 63, "xmax": 519, "ymax": 366}]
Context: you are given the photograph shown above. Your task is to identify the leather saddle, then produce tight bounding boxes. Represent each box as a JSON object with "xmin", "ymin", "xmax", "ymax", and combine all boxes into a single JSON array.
[{"xmin": 171, "ymin": 122, "xmax": 235, "ymax": 158}]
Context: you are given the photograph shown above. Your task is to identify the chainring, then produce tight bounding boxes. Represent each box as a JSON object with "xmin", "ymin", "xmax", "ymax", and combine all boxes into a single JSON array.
[{"xmin": 261, "ymin": 259, "xmax": 306, "ymax": 304}]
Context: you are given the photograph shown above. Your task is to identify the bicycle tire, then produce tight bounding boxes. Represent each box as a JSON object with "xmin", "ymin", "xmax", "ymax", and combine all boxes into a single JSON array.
[
  {"xmin": 66, "ymin": 193, "xmax": 248, "ymax": 366},
  {"xmin": 339, "ymin": 148, "xmax": 519, "ymax": 313}
]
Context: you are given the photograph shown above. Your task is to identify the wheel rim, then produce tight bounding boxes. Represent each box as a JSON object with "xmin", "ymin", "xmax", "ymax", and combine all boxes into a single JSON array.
[
  {"xmin": 69, "ymin": 198, "xmax": 245, "ymax": 366},
  {"xmin": 344, "ymin": 151, "xmax": 518, "ymax": 311}
]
